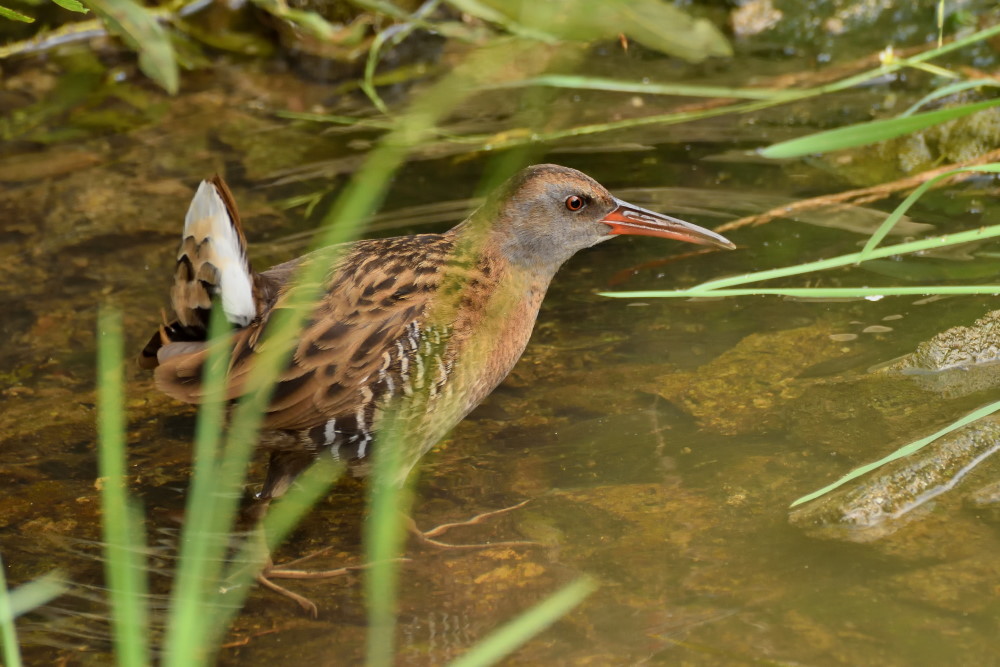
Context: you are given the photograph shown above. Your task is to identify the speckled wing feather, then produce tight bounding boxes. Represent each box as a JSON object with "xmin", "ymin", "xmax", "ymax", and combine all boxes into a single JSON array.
[
  {"xmin": 252, "ymin": 234, "xmax": 455, "ymax": 430},
  {"xmin": 153, "ymin": 233, "xmax": 456, "ymax": 435}
]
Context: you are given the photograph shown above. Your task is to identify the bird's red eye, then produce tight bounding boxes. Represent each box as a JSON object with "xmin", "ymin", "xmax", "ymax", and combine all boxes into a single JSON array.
[{"xmin": 565, "ymin": 195, "xmax": 585, "ymax": 211}]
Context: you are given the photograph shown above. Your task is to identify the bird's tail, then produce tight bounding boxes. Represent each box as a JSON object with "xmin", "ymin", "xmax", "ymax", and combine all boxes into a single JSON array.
[
  {"xmin": 171, "ymin": 176, "xmax": 259, "ymax": 330},
  {"xmin": 138, "ymin": 176, "xmax": 262, "ymax": 372}
]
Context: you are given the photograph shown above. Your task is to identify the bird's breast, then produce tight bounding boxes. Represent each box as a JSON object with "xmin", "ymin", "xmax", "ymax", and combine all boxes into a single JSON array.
[{"xmin": 439, "ymin": 272, "xmax": 550, "ymax": 415}]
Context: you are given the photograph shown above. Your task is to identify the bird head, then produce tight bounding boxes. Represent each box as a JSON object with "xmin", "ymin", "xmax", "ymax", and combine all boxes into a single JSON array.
[{"xmin": 481, "ymin": 164, "xmax": 734, "ymax": 272}]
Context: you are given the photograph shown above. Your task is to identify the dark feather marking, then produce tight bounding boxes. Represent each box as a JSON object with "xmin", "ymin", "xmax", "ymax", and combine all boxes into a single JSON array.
[
  {"xmin": 366, "ymin": 326, "xmax": 393, "ymax": 348},
  {"xmin": 390, "ymin": 284, "xmax": 417, "ymax": 300},
  {"xmin": 352, "ymin": 327, "xmax": 393, "ymax": 361},
  {"xmin": 179, "ymin": 361, "xmax": 204, "ymax": 382},
  {"xmin": 303, "ymin": 341, "xmax": 328, "ymax": 358},
  {"xmin": 176, "ymin": 255, "xmax": 194, "ymax": 280},
  {"xmin": 271, "ymin": 370, "xmax": 315, "ymax": 404},
  {"xmin": 233, "ymin": 341, "xmax": 255, "ymax": 365},
  {"xmin": 318, "ymin": 322, "xmax": 352, "ymax": 341},
  {"xmin": 196, "ymin": 261, "xmax": 219, "ymax": 285}
]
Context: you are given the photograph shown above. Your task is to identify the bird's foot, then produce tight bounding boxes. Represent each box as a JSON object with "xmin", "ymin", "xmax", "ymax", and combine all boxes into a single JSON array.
[
  {"xmin": 256, "ymin": 571, "xmax": 321, "ymax": 618},
  {"xmin": 408, "ymin": 499, "xmax": 537, "ymax": 550},
  {"xmin": 257, "ymin": 549, "xmax": 409, "ymax": 617}
]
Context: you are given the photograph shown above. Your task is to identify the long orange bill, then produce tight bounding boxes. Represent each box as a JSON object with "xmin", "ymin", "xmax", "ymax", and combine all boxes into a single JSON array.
[{"xmin": 601, "ymin": 199, "xmax": 736, "ymax": 249}]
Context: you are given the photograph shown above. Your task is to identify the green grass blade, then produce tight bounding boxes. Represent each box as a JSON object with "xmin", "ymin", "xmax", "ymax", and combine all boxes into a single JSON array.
[
  {"xmin": 901, "ymin": 79, "xmax": 1000, "ymax": 116},
  {"xmin": 448, "ymin": 577, "xmax": 596, "ymax": 667},
  {"xmin": 257, "ymin": 461, "xmax": 341, "ymax": 550},
  {"xmin": 0, "ymin": 567, "xmax": 65, "ymax": 667},
  {"xmin": 791, "ymin": 399, "xmax": 1000, "ymax": 507},
  {"xmin": 486, "ymin": 74, "xmax": 789, "ymax": 100},
  {"xmin": 50, "ymin": 0, "xmax": 89, "ymax": 12},
  {"xmin": 0, "ymin": 562, "xmax": 66, "ymax": 667},
  {"xmin": 0, "ymin": 569, "xmax": 65, "ymax": 620},
  {"xmin": 82, "ymin": 0, "xmax": 178, "ymax": 93},
  {"xmin": 760, "ymin": 98, "xmax": 1000, "ymax": 159},
  {"xmin": 214, "ymin": 459, "xmax": 340, "ymax": 627},
  {"xmin": 859, "ymin": 164, "xmax": 1000, "ymax": 258},
  {"xmin": 360, "ymin": 22, "xmax": 397, "ymax": 114},
  {"xmin": 601, "ymin": 286, "xmax": 1000, "ymax": 299},
  {"xmin": 0, "ymin": 4, "xmax": 35, "ymax": 21},
  {"xmin": 600, "ymin": 222, "xmax": 1000, "ymax": 300},
  {"xmin": 163, "ymin": 306, "xmax": 236, "ymax": 667},
  {"xmin": 445, "ymin": 0, "xmax": 560, "ymax": 43},
  {"xmin": 364, "ymin": 411, "xmax": 411, "ymax": 667},
  {"xmin": 0, "ymin": 553, "xmax": 23, "ymax": 667},
  {"xmin": 96, "ymin": 307, "xmax": 150, "ymax": 667},
  {"xmin": 359, "ymin": 1, "xmax": 441, "ymax": 113},
  {"xmin": 248, "ymin": 0, "xmax": 336, "ymax": 40}
]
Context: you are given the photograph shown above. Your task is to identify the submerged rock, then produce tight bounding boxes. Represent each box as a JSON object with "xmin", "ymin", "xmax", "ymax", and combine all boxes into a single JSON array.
[
  {"xmin": 885, "ymin": 309, "xmax": 1000, "ymax": 373},
  {"xmin": 651, "ymin": 323, "xmax": 848, "ymax": 435},
  {"xmin": 789, "ymin": 417, "xmax": 1000, "ymax": 542},
  {"xmin": 783, "ymin": 307, "xmax": 1000, "ymax": 544},
  {"xmin": 650, "ymin": 320, "xmax": 963, "ymax": 450},
  {"xmin": 872, "ymin": 309, "xmax": 1000, "ymax": 399},
  {"xmin": 965, "ymin": 478, "xmax": 1000, "ymax": 523},
  {"xmin": 819, "ymin": 102, "xmax": 1000, "ymax": 187}
]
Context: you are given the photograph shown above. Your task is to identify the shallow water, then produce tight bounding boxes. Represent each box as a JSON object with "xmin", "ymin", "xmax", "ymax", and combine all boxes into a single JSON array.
[{"xmin": 3, "ymin": 24, "xmax": 1000, "ymax": 666}]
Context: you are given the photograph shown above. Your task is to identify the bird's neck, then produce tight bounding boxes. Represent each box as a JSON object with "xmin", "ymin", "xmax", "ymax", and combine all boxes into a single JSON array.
[
  {"xmin": 432, "ymin": 220, "xmax": 554, "ymax": 413},
  {"xmin": 448, "ymin": 214, "xmax": 566, "ymax": 285}
]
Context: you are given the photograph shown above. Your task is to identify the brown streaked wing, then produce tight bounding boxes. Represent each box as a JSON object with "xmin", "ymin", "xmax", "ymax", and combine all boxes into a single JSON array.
[{"xmin": 230, "ymin": 234, "xmax": 453, "ymax": 431}]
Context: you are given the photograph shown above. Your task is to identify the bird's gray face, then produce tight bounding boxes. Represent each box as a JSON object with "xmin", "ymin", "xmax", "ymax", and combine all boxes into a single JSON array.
[{"xmin": 496, "ymin": 164, "xmax": 734, "ymax": 272}]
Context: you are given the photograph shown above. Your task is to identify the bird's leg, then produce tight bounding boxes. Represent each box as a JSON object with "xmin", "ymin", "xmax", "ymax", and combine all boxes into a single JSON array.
[
  {"xmin": 220, "ymin": 505, "xmax": 319, "ymax": 616},
  {"xmin": 255, "ymin": 567, "xmax": 320, "ymax": 617},
  {"xmin": 242, "ymin": 450, "xmax": 364, "ymax": 616},
  {"xmin": 257, "ymin": 552, "xmax": 408, "ymax": 617},
  {"xmin": 248, "ymin": 528, "xmax": 362, "ymax": 617},
  {"xmin": 407, "ymin": 499, "xmax": 538, "ymax": 549}
]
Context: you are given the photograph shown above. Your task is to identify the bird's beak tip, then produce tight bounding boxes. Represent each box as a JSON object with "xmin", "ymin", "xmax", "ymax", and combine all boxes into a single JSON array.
[{"xmin": 601, "ymin": 201, "xmax": 735, "ymax": 250}]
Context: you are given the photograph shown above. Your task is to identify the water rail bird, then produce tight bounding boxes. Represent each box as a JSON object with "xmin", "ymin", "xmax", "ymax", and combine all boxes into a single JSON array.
[{"xmin": 140, "ymin": 164, "xmax": 734, "ymax": 610}]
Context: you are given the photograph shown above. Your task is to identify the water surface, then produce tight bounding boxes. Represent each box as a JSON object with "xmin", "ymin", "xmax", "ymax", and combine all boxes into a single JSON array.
[{"xmin": 3, "ymin": 26, "xmax": 1000, "ymax": 666}]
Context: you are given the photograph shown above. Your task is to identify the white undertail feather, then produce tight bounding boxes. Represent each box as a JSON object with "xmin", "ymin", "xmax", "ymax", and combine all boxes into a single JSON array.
[{"xmin": 182, "ymin": 181, "xmax": 256, "ymax": 326}]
